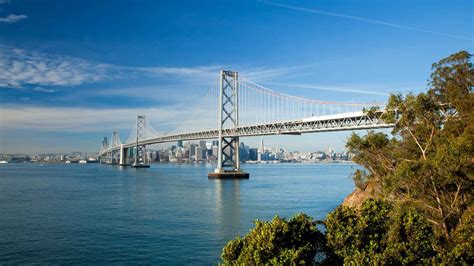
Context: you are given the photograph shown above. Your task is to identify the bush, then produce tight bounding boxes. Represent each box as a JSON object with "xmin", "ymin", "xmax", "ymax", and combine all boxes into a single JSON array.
[
  {"xmin": 221, "ymin": 213, "xmax": 327, "ymax": 265},
  {"xmin": 325, "ymin": 199, "xmax": 437, "ymax": 265}
]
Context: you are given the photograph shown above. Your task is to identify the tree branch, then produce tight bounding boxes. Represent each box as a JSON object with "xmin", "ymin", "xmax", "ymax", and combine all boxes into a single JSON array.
[{"xmin": 406, "ymin": 128, "xmax": 426, "ymax": 160}]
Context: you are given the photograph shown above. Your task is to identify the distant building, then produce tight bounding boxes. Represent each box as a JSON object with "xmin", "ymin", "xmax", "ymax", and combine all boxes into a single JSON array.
[
  {"xmin": 239, "ymin": 142, "xmax": 249, "ymax": 162},
  {"xmin": 212, "ymin": 145, "xmax": 218, "ymax": 158},
  {"xmin": 196, "ymin": 146, "xmax": 204, "ymax": 161},
  {"xmin": 249, "ymin": 148, "xmax": 258, "ymax": 161},
  {"xmin": 183, "ymin": 147, "xmax": 189, "ymax": 159},
  {"xmin": 190, "ymin": 144, "xmax": 196, "ymax": 159},
  {"xmin": 176, "ymin": 152, "xmax": 183, "ymax": 163},
  {"xmin": 177, "ymin": 140, "xmax": 183, "ymax": 148}
]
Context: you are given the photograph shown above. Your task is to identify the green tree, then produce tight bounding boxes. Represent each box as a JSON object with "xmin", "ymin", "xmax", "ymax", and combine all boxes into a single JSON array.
[
  {"xmin": 325, "ymin": 200, "xmax": 437, "ymax": 265},
  {"xmin": 346, "ymin": 51, "xmax": 473, "ymax": 244},
  {"xmin": 221, "ymin": 213, "xmax": 327, "ymax": 265}
]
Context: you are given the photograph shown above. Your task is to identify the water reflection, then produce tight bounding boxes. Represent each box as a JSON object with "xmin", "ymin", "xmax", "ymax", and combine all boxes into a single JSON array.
[{"xmin": 213, "ymin": 179, "xmax": 242, "ymax": 241}]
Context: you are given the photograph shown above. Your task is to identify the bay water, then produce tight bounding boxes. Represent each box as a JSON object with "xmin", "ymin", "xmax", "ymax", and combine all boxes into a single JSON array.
[{"xmin": 0, "ymin": 163, "xmax": 355, "ymax": 264}]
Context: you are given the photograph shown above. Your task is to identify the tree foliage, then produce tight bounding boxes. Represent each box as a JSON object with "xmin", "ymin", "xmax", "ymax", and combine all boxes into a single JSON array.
[
  {"xmin": 326, "ymin": 199, "xmax": 437, "ymax": 265},
  {"xmin": 221, "ymin": 213, "xmax": 327, "ymax": 265},
  {"xmin": 347, "ymin": 51, "xmax": 473, "ymax": 248}
]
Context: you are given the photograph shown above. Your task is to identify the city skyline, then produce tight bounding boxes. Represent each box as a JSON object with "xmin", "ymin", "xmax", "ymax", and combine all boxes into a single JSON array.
[
  {"xmin": 1, "ymin": 139, "xmax": 351, "ymax": 165},
  {"xmin": 0, "ymin": 0, "xmax": 472, "ymax": 153}
]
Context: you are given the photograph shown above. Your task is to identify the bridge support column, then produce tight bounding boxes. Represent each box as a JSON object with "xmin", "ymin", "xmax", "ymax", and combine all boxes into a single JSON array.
[
  {"xmin": 209, "ymin": 70, "xmax": 249, "ymax": 179},
  {"xmin": 119, "ymin": 144, "xmax": 130, "ymax": 166},
  {"xmin": 110, "ymin": 151, "xmax": 116, "ymax": 165},
  {"xmin": 132, "ymin": 115, "xmax": 150, "ymax": 168}
]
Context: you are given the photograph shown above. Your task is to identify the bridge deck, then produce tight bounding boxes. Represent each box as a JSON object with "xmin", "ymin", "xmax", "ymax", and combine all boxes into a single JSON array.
[{"xmin": 100, "ymin": 111, "xmax": 393, "ymax": 156}]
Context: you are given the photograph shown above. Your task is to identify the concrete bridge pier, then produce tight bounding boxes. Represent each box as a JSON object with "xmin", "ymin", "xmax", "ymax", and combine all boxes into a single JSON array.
[{"xmin": 119, "ymin": 144, "xmax": 130, "ymax": 166}]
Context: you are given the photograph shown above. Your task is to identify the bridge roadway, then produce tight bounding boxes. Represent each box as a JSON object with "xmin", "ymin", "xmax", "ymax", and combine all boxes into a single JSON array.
[{"xmin": 99, "ymin": 111, "xmax": 394, "ymax": 157}]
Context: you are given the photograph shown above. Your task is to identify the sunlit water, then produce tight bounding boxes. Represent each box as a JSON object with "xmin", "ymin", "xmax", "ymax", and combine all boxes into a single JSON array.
[{"xmin": 0, "ymin": 163, "xmax": 356, "ymax": 264}]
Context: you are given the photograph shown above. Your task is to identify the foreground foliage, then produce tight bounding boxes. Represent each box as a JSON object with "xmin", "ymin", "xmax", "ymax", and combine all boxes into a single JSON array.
[
  {"xmin": 326, "ymin": 200, "xmax": 437, "ymax": 264},
  {"xmin": 221, "ymin": 214, "xmax": 327, "ymax": 265}
]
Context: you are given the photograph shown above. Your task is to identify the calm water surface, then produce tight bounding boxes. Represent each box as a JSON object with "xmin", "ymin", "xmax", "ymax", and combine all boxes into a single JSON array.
[{"xmin": 0, "ymin": 163, "xmax": 355, "ymax": 264}]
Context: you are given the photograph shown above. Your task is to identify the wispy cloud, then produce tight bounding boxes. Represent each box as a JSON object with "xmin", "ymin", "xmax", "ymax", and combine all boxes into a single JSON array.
[
  {"xmin": 128, "ymin": 65, "xmax": 219, "ymax": 78},
  {"xmin": 0, "ymin": 105, "xmax": 181, "ymax": 132},
  {"xmin": 0, "ymin": 45, "xmax": 109, "ymax": 88},
  {"xmin": 263, "ymin": 1, "xmax": 473, "ymax": 41},
  {"xmin": 0, "ymin": 14, "xmax": 27, "ymax": 23},
  {"xmin": 33, "ymin": 86, "xmax": 57, "ymax": 93},
  {"xmin": 242, "ymin": 67, "xmax": 294, "ymax": 82},
  {"xmin": 0, "ymin": 45, "xmax": 225, "ymax": 90},
  {"xmin": 262, "ymin": 82, "xmax": 391, "ymax": 96}
]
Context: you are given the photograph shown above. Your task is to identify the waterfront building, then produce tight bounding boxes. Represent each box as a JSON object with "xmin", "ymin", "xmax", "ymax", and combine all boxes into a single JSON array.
[
  {"xmin": 212, "ymin": 145, "xmax": 218, "ymax": 158},
  {"xmin": 189, "ymin": 144, "xmax": 196, "ymax": 158},
  {"xmin": 249, "ymin": 148, "xmax": 258, "ymax": 161},
  {"xmin": 239, "ymin": 142, "xmax": 249, "ymax": 162},
  {"xmin": 195, "ymin": 146, "xmax": 204, "ymax": 161}
]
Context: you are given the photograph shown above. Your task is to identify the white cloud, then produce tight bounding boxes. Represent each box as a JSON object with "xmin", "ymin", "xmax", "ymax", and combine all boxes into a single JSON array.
[
  {"xmin": 0, "ymin": 14, "xmax": 27, "ymax": 23},
  {"xmin": 0, "ymin": 106, "xmax": 181, "ymax": 132},
  {"xmin": 0, "ymin": 45, "xmax": 224, "ymax": 90},
  {"xmin": 33, "ymin": 86, "xmax": 57, "ymax": 93},
  {"xmin": 0, "ymin": 45, "xmax": 109, "ymax": 88},
  {"xmin": 241, "ymin": 67, "xmax": 293, "ymax": 81},
  {"xmin": 129, "ymin": 65, "xmax": 219, "ymax": 78},
  {"xmin": 0, "ymin": 105, "xmax": 220, "ymax": 135}
]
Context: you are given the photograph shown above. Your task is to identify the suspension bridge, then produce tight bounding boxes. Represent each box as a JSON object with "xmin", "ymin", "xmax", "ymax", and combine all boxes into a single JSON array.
[{"xmin": 98, "ymin": 70, "xmax": 394, "ymax": 178}]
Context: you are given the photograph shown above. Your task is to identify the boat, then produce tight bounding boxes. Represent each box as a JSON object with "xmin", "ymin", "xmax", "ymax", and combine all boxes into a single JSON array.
[{"xmin": 131, "ymin": 163, "xmax": 150, "ymax": 168}]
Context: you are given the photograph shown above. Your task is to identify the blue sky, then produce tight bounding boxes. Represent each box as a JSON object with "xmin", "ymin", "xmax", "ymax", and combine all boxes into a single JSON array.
[{"xmin": 0, "ymin": 0, "xmax": 472, "ymax": 154}]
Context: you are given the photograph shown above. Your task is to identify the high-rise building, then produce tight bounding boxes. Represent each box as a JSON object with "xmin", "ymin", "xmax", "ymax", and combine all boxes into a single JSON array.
[
  {"xmin": 183, "ymin": 148, "xmax": 189, "ymax": 159},
  {"xmin": 239, "ymin": 142, "xmax": 249, "ymax": 162},
  {"xmin": 190, "ymin": 144, "xmax": 196, "ymax": 158},
  {"xmin": 249, "ymin": 148, "xmax": 258, "ymax": 161},
  {"xmin": 212, "ymin": 145, "xmax": 218, "ymax": 158},
  {"xmin": 196, "ymin": 146, "xmax": 204, "ymax": 161},
  {"xmin": 177, "ymin": 140, "xmax": 183, "ymax": 148},
  {"xmin": 199, "ymin": 140, "xmax": 207, "ymax": 148},
  {"xmin": 176, "ymin": 152, "xmax": 183, "ymax": 163}
]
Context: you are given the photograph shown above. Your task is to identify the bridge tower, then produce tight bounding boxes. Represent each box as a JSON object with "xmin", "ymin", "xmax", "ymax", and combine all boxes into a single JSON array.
[
  {"xmin": 208, "ymin": 70, "xmax": 249, "ymax": 179},
  {"xmin": 99, "ymin": 137, "xmax": 108, "ymax": 163},
  {"xmin": 110, "ymin": 131, "xmax": 121, "ymax": 164},
  {"xmin": 132, "ymin": 115, "xmax": 150, "ymax": 168}
]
